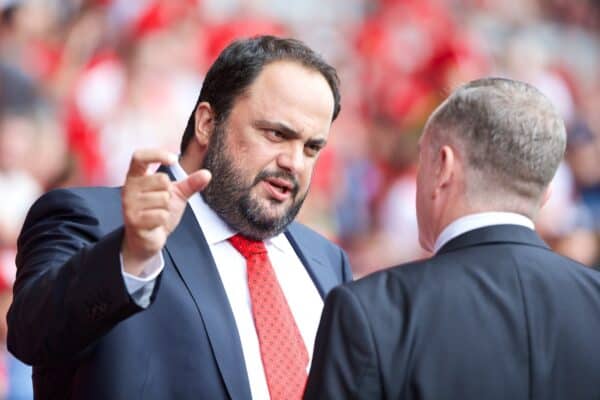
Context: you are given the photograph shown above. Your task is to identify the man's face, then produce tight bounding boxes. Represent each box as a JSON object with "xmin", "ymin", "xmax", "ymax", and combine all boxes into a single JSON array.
[
  {"xmin": 202, "ymin": 61, "xmax": 335, "ymax": 239},
  {"xmin": 416, "ymin": 126, "xmax": 437, "ymax": 252}
]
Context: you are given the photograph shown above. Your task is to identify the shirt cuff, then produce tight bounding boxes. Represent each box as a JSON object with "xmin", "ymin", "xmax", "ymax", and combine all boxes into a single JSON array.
[{"xmin": 120, "ymin": 252, "xmax": 164, "ymax": 294}]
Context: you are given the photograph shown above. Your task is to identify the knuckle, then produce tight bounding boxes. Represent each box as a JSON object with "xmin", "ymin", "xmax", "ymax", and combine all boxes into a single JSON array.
[
  {"xmin": 146, "ymin": 211, "xmax": 160, "ymax": 225},
  {"xmin": 157, "ymin": 173, "xmax": 171, "ymax": 187},
  {"xmin": 158, "ymin": 210, "xmax": 170, "ymax": 225},
  {"xmin": 124, "ymin": 176, "xmax": 139, "ymax": 190},
  {"xmin": 123, "ymin": 210, "xmax": 137, "ymax": 226},
  {"xmin": 122, "ymin": 192, "xmax": 138, "ymax": 209},
  {"xmin": 160, "ymin": 192, "xmax": 171, "ymax": 206},
  {"xmin": 147, "ymin": 175, "xmax": 160, "ymax": 187}
]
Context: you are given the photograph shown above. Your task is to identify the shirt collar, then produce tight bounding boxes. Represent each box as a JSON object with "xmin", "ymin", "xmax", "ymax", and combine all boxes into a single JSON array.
[
  {"xmin": 169, "ymin": 162, "xmax": 289, "ymax": 250},
  {"xmin": 433, "ymin": 211, "xmax": 535, "ymax": 254}
]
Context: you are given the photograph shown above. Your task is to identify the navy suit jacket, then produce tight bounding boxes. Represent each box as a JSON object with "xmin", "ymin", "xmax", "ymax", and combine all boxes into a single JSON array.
[
  {"xmin": 305, "ymin": 225, "xmax": 600, "ymax": 400},
  {"xmin": 8, "ymin": 185, "xmax": 352, "ymax": 400}
]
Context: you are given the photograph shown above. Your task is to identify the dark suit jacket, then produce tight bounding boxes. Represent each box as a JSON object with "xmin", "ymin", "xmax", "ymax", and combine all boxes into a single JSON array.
[
  {"xmin": 8, "ymin": 185, "xmax": 352, "ymax": 400},
  {"xmin": 304, "ymin": 225, "xmax": 600, "ymax": 400}
]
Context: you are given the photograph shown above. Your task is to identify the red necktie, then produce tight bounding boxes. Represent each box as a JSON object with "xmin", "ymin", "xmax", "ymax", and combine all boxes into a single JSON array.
[{"xmin": 228, "ymin": 233, "xmax": 309, "ymax": 400}]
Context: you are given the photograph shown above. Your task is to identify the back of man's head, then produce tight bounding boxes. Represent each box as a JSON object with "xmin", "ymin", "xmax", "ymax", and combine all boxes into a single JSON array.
[{"xmin": 427, "ymin": 77, "xmax": 566, "ymax": 215}]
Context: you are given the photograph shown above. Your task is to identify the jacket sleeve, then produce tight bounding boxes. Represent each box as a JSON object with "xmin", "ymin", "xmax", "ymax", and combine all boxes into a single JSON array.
[
  {"xmin": 7, "ymin": 189, "xmax": 145, "ymax": 366},
  {"xmin": 304, "ymin": 284, "xmax": 381, "ymax": 400}
]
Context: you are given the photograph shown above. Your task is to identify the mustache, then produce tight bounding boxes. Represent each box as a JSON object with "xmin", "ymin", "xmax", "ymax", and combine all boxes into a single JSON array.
[{"xmin": 253, "ymin": 169, "xmax": 300, "ymax": 196}]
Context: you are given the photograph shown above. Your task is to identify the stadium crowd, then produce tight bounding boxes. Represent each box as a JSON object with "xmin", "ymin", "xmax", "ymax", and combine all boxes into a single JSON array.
[{"xmin": 0, "ymin": 0, "xmax": 599, "ymax": 397}]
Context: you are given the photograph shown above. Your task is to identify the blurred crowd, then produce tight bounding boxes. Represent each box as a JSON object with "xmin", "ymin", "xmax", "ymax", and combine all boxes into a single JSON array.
[{"xmin": 0, "ymin": 0, "xmax": 599, "ymax": 397}]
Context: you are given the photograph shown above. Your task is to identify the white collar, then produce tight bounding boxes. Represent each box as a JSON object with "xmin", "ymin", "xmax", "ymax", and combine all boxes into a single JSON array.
[{"xmin": 433, "ymin": 212, "xmax": 535, "ymax": 253}]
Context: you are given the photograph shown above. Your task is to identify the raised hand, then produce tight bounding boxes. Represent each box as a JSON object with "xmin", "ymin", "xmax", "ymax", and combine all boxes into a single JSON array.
[{"xmin": 121, "ymin": 149, "xmax": 211, "ymax": 276}]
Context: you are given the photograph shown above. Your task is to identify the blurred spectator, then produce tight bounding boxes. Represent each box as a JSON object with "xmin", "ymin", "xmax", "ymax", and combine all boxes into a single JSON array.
[{"xmin": 0, "ymin": 111, "xmax": 42, "ymax": 249}]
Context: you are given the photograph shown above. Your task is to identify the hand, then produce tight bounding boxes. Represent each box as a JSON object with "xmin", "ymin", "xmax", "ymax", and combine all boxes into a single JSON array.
[{"xmin": 121, "ymin": 149, "xmax": 211, "ymax": 276}]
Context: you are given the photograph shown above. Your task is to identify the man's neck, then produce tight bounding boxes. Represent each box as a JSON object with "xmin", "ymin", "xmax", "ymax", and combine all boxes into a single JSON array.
[{"xmin": 179, "ymin": 154, "xmax": 198, "ymax": 176}]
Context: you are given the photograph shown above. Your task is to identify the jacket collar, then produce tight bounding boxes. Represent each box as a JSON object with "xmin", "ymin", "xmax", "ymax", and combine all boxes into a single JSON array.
[{"xmin": 437, "ymin": 224, "xmax": 549, "ymax": 255}]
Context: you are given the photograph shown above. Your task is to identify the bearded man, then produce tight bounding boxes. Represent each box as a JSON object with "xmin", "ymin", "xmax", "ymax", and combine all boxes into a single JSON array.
[{"xmin": 8, "ymin": 35, "xmax": 351, "ymax": 400}]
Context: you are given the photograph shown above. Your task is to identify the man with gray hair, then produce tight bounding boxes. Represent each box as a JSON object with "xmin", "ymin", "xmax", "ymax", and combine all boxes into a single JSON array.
[{"xmin": 304, "ymin": 77, "xmax": 600, "ymax": 400}]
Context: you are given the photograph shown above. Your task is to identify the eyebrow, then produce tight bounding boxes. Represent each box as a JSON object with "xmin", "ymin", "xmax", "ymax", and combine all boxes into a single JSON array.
[
  {"xmin": 253, "ymin": 119, "xmax": 328, "ymax": 147},
  {"xmin": 254, "ymin": 120, "xmax": 299, "ymax": 138}
]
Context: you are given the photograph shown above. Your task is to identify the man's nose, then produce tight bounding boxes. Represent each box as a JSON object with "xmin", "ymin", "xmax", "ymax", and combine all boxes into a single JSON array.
[{"xmin": 277, "ymin": 143, "xmax": 305, "ymax": 174}]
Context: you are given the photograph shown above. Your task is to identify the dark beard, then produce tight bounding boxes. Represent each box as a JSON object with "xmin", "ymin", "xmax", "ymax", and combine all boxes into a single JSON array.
[{"xmin": 201, "ymin": 122, "xmax": 308, "ymax": 240}]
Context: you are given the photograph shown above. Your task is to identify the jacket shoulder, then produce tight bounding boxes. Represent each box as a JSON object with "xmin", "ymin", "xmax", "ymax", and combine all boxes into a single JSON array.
[
  {"xmin": 24, "ymin": 186, "xmax": 123, "ymax": 235},
  {"xmin": 286, "ymin": 222, "xmax": 352, "ymax": 283},
  {"xmin": 346, "ymin": 258, "xmax": 433, "ymax": 300},
  {"xmin": 287, "ymin": 222, "xmax": 340, "ymax": 250}
]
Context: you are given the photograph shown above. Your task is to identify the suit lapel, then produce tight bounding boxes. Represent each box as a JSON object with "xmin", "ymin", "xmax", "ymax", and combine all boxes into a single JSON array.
[
  {"xmin": 161, "ymin": 166, "xmax": 335, "ymax": 395},
  {"xmin": 438, "ymin": 224, "xmax": 550, "ymax": 255},
  {"xmin": 285, "ymin": 223, "xmax": 339, "ymax": 299},
  {"xmin": 162, "ymin": 165, "xmax": 251, "ymax": 400}
]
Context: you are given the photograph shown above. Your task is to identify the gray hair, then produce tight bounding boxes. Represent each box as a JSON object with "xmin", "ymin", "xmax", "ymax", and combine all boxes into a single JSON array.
[{"xmin": 427, "ymin": 77, "xmax": 566, "ymax": 211}]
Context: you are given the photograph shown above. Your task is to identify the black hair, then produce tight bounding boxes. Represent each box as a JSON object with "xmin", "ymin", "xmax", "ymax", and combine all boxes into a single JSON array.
[{"xmin": 179, "ymin": 35, "xmax": 341, "ymax": 153}]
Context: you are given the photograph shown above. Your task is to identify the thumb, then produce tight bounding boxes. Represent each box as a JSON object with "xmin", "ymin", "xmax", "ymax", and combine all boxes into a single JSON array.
[{"xmin": 174, "ymin": 169, "xmax": 212, "ymax": 200}]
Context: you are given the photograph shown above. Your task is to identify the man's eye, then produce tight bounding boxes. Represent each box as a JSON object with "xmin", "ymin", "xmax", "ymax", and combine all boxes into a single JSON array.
[
  {"xmin": 305, "ymin": 144, "xmax": 322, "ymax": 156},
  {"xmin": 266, "ymin": 130, "xmax": 284, "ymax": 140}
]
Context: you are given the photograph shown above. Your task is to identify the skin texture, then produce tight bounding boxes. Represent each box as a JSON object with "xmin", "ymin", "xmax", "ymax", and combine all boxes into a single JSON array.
[
  {"xmin": 123, "ymin": 60, "xmax": 335, "ymax": 274},
  {"xmin": 415, "ymin": 124, "xmax": 550, "ymax": 253},
  {"xmin": 185, "ymin": 60, "xmax": 335, "ymax": 239},
  {"xmin": 416, "ymin": 126, "xmax": 458, "ymax": 252},
  {"xmin": 121, "ymin": 149, "xmax": 212, "ymax": 275}
]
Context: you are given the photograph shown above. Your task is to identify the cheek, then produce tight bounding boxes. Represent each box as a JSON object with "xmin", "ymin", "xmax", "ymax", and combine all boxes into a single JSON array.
[
  {"xmin": 300, "ymin": 160, "xmax": 317, "ymax": 187},
  {"xmin": 251, "ymin": 144, "xmax": 280, "ymax": 170},
  {"xmin": 239, "ymin": 150, "xmax": 269, "ymax": 176}
]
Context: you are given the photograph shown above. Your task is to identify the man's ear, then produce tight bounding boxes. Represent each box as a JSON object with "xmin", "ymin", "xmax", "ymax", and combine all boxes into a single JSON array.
[
  {"xmin": 194, "ymin": 102, "xmax": 215, "ymax": 147},
  {"xmin": 435, "ymin": 145, "xmax": 456, "ymax": 193}
]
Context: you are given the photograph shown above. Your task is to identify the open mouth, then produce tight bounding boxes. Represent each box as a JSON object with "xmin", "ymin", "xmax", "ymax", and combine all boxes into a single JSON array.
[{"xmin": 262, "ymin": 177, "xmax": 295, "ymax": 201}]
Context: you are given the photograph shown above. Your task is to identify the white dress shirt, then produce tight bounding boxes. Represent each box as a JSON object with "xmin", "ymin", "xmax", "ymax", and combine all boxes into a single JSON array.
[
  {"xmin": 433, "ymin": 212, "xmax": 535, "ymax": 254},
  {"xmin": 123, "ymin": 163, "xmax": 324, "ymax": 400}
]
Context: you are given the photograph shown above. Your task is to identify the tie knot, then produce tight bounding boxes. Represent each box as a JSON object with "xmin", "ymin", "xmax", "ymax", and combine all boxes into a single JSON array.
[{"xmin": 228, "ymin": 233, "xmax": 268, "ymax": 259}]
